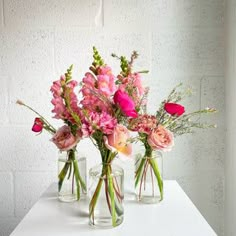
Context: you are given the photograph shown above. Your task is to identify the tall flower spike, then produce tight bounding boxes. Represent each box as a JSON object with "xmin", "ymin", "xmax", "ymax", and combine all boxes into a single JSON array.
[
  {"xmin": 65, "ymin": 64, "xmax": 73, "ymax": 82},
  {"xmin": 92, "ymin": 46, "xmax": 104, "ymax": 68}
]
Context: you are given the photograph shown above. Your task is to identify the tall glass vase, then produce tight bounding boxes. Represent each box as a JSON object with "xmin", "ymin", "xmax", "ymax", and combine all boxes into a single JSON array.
[
  {"xmin": 89, "ymin": 163, "xmax": 124, "ymax": 228},
  {"xmin": 58, "ymin": 149, "xmax": 87, "ymax": 202},
  {"xmin": 135, "ymin": 150, "xmax": 163, "ymax": 204}
]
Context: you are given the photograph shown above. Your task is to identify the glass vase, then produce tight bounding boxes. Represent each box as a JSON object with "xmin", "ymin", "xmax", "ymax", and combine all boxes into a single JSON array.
[
  {"xmin": 89, "ymin": 163, "xmax": 124, "ymax": 228},
  {"xmin": 58, "ymin": 149, "xmax": 87, "ymax": 202},
  {"xmin": 135, "ymin": 151, "xmax": 163, "ymax": 204}
]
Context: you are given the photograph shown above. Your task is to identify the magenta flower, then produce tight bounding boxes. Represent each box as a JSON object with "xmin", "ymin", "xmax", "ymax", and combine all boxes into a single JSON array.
[
  {"xmin": 114, "ymin": 89, "xmax": 138, "ymax": 118},
  {"xmin": 32, "ymin": 117, "xmax": 44, "ymax": 132},
  {"xmin": 164, "ymin": 103, "xmax": 185, "ymax": 117}
]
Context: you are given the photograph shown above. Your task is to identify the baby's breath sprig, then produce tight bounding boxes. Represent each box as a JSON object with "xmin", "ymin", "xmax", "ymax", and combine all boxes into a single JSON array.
[{"xmin": 156, "ymin": 83, "xmax": 217, "ymax": 136}]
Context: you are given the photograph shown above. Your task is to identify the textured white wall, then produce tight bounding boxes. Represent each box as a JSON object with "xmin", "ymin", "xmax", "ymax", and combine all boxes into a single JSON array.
[
  {"xmin": 0, "ymin": 1, "xmax": 225, "ymax": 236},
  {"xmin": 225, "ymin": 0, "xmax": 236, "ymax": 235}
]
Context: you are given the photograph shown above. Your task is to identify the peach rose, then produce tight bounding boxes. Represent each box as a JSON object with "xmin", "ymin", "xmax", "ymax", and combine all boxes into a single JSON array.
[
  {"xmin": 147, "ymin": 125, "xmax": 174, "ymax": 152},
  {"xmin": 52, "ymin": 125, "xmax": 80, "ymax": 151},
  {"xmin": 105, "ymin": 124, "xmax": 132, "ymax": 156}
]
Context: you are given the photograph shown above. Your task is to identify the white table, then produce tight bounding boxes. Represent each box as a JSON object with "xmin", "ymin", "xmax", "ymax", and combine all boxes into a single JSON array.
[{"xmin": 10, "ymin": 181, "xmax": 217, "ymax": 236}]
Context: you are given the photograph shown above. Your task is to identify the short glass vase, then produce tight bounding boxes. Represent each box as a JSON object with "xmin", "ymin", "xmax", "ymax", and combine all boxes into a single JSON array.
[
  {"xmin": 89, "ymin": 163, "xmax": 124, "ymax": 228},
  {"xmin": 135, "ymin": 151, "xmax": 163, "ymax": 204},
  {"xmin": 58, "ymin": 149, "xmax": 87, "ymax": 202}
]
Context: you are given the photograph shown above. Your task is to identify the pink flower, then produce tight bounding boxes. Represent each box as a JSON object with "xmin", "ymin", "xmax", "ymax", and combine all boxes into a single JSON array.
[
  {"xmin": 130, "ymin": 73, "xmax": 144, "ymax": 97},
  {"xmin": 97, "ymin": 74, "xmax": 116, "ymax": 96},
  {"xmin": 118, "ymin": 73, "xmax": 145, "ymax": 105},
  {"xmin": 80, "ymin": 71, "xmax": 114, "ymax": 113},
  {"xmin": 81, "ymin": 111, "xmax": 117, "ymax": 136},
  {"xmin": 129, "ymin": 115, "xmax": 157, "ymax": 134},
  {"xmin": 82, "ymin": 72, "xmax": 96, "ymax": 89},
  {"xmin": 147, "ymin": 125, "xmax": 174, "ymax": 152},
  {"xmin": 105, "ymin": 124, "xmax": 132, "ymax": 156},
  {"xmin": 97, "ymin": 65, "xmax": 112, "ymax": 75},
  {"xmin": 164, "ymin": 103, "xmax": 185, "ymax": 117},
  {"xmin": 51, "ymin": 125, "xmax": 81, "ymax": 151},
  {"xmin": 50, "ymin": 80, "xmax": 62, "ymax": 97},
  {"xmin": 50, "ymin": 76, "xmax": 80, "ymax": 123},
  {"xmin": 32, "ymin": 118, "xmax": 43, "ymax": 132},
  {"xmin": 114, "ymin": 89, "xmax": 138, "ymax": 118},
  {"xmin": 51, "ymin": 97, "xmax": 66, "ymax": 119}
]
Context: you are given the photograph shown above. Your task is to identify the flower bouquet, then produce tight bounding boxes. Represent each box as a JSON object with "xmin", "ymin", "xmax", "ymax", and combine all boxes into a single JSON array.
[
  {"xmin": 129, "ymin": 84, "xmax": 216, "ymax": 203},
  {"xmin": 17, "ymin": 66, "xmax": 87, "ymax": 202},
  {"xmin": 78, "ymin": 48, "xmax": 147, "ymax": 227}
]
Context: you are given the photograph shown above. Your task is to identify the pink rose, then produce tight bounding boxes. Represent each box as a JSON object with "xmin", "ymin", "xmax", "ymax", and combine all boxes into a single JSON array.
[
  {"xmin": 105, "ymin": 124, "xmax": 132, "ymax": 156},
  {"xmin": 114, "ymin": 89, "xmax": 138, "ymax": 118},
  {"xmin": 147, "ymin": 125, "xmax": 174, "ymax": 152},
  {"xmin": 51, "ymin": 125, "xmax": 81, "ymax": 151},
  {"xmin": 32, "ymin": 117, "xmax": 44, "ymax": 132}
]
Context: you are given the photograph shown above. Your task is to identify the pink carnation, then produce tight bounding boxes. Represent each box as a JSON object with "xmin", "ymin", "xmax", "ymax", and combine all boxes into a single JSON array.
[
  {"xmin": 129, "ymin": 115, "xmax": 157, "ymax": 134},
  {"xmin": 81, "ymin": 111, "xmax": 117, "ymax": 137}
]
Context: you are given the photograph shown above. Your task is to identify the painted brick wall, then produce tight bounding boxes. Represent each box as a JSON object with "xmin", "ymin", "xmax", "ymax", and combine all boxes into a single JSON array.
[
  {"xmin": 0, "ymin": 1, "xmax": 225, "ymax": 235},
  {"xmin": 225, "ymin": 0, "xmax": 236, "ymax": 236}
]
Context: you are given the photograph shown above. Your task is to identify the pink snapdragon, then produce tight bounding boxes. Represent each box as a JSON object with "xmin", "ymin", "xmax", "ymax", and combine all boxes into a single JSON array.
[
  {"xmin": 97, "ymin": 66, "xmax": 116, "ymax": 96},
  {"xmin": 118, "ymin": 73, "xmax": 145, "ymax": 105},
  {"xmin": 50, "ymin": 75, "xmax": 80, "ymax": 123},
  {"xmin": 81, "ymin": 71, "xmax": 114, "ymax": 113}
]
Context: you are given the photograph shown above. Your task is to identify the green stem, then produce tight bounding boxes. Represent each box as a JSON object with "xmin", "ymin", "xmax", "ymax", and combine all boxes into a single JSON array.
[
  {"xmin": 89, "ymin": 177, "xmax": 103, "ymax": 221},
  {"xmin": 20, "ymin": 103, "xmax": 56, "ymax": 133},
  {"xmin": 149, "ymin": 157, "xmax": 163, "ymax": 200},
  {"xmin": 58, "ymin": 161, "xmax": 71, "ymax": 192},
  {"xmin": 135, "ymin": 158, "xmax": 145, "ymax": 187},
  {"xmin": 107, "ymin": 165, "xmax": 116, "ymax": 226},
  {"xmin": 73, "ymin": 158, "xmax": 87, "ymax": 194}
]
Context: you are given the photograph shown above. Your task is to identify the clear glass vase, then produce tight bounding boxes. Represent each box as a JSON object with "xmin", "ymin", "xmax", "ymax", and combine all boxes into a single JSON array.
[
  {"xmin": 58, "ymin": 149, "xmax": 87, "ymax": 202},
  {"xmin": 135, "ymin": 151, "xmax": 163, "ymax": 204},
  {"xmin": 89, "ymin": 163, "xmax": 124, "ymax": 228}
]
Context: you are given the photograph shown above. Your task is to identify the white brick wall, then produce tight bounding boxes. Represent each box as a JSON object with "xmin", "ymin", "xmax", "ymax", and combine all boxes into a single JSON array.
[
  {"xmin": 225, "ymin": 0, "xmax": 236, "ymax": 235},
  {"xmin": 0, "ymin": 1, "xmax": 225, "ymax": 236}
]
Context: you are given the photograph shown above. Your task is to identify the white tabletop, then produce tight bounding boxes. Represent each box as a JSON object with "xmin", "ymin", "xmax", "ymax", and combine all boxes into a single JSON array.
[{"xmin": 10, "ymin": 181, "xmax": 217, "ymax": 236}]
